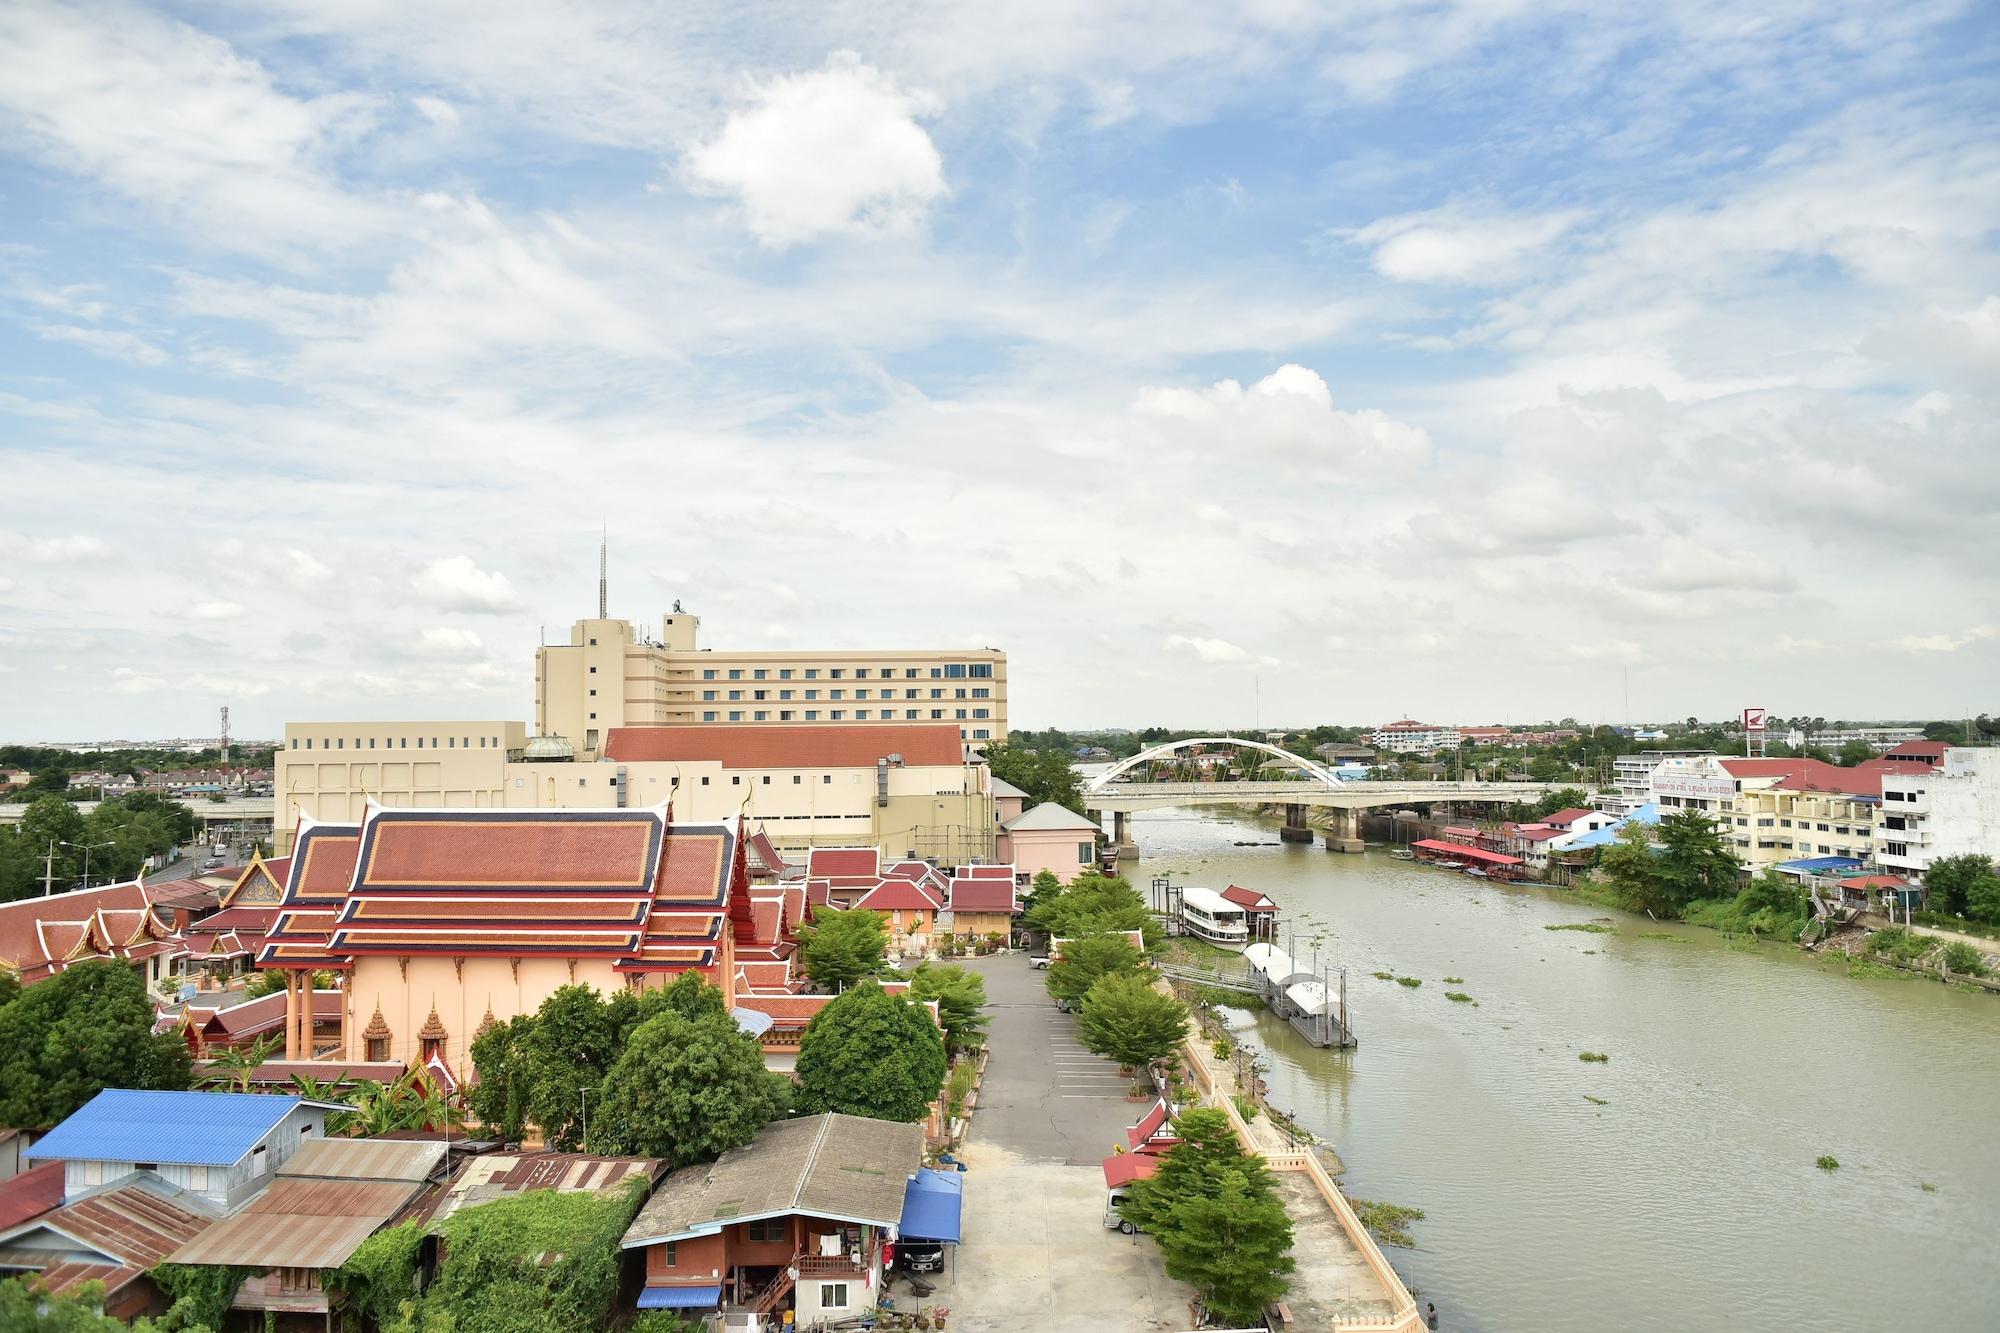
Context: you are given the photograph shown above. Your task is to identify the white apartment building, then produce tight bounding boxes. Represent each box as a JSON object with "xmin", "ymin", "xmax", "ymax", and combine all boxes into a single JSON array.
[
  {"xmin": 1369, "ymin": 720, "xmax": 1462, "ymax": 753},
  {"xmin": 1877, "ymin": 748, "xmax": 2000, "ymax": 881},
  {"xmin": 1613, "ymin": 750, "xmax": 1713, "ymax": 815}
]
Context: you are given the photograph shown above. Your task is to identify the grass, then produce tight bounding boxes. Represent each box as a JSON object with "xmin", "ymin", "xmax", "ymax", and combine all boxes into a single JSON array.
[
  {"xmin": 1816, "ymin": 1155, "xmax": 1840, "ymax": 1171},
  {"xmin": 1349, "ymin": 1198, "xmax": 1427, "ymax": 1248},
  {"xmin": 1444, "ymin": 991, "xmax": 1474, "ymax": 1003},
  {"xmin": 1193, "ymin": 983, "xmax": 1265, "ymax": 1012},
  {"xmin": 1371, "ymin": 971, "xmax": 1395, "ymax": 981},
  {"xmin": 1441, "ymin": 975, "xmax": 1464, "ymax": 984},
  {"xmin": 1920, "ymin": 1182, "xmax": 1938, "ymax": 1193},
  {"xmin": 1545, "ymin": 922, "xmax": 1613, "ymax": 934},
  {"xmin": 1578, "ymin": 1051, "xmax": 1609, "ymax": 1063},
  {"xmin": 1583, "ymin": 1094, "xmax": 1609, "ymax": 1106},
  {"xmin": 1640, "ymin": 932, "xmax": 1691, "ymax": 942},
  {"xmin": 1231, "ymin": 1093, "xmax": 1260, "ymax": 1122},
  {"xmin": 1843, "ymin": 956, "xmax": 1912, "ymax": 982},
  {"xmin": 1396, "ymin": 976, "xmax": 1422, "ymax": 988}
]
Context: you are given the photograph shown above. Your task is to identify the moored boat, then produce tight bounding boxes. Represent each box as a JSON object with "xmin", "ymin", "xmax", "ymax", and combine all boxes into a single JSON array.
[{"xmin": 1177, "ymin": 885, "xmax": 1250, "ymax": 951}]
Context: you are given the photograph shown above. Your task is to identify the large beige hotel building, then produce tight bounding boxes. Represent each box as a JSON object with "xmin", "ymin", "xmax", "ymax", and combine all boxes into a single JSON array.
[{"xmin": 273, "ymin": 598, "xmax": 1010, "ymax": 861}]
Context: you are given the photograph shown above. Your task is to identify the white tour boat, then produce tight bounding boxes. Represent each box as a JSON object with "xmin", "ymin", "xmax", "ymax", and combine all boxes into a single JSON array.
[{"xmin": 1178, "ymin": 886, "xmax": 1250, "ymax": 951}]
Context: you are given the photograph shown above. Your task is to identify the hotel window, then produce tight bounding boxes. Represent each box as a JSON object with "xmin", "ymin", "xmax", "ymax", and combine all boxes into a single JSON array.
[
  {"xmin": 588, "ymin": 689, "xmax": 596, "ymax": 696},
  {"xmin": 973, "ymin": 709, "xmax": 989, "ymax": 719},
  {"xmin": 703, "ymin": 711, "xmax": 718, "ymax": 722},
  {"xmin": 857, "ymin": 689, "xmax": 870, "ymax": 699},
  {"xmin": 754, "ymin": 690, "xmax": 767, "ymax": 701},
  {"xmin": 831, "ymin": 710, "xmax": 845, "ymax": 720},
  {"xmin": 946, "ymin": 663, "xmax": 967, "ymax": 678},
  {"xmin": 729, "ymin": 711, "xmax": 743, "ymax": 721},
  {"xmin": 955, "ymin": 709, "xmax": 967, "ymax": 719},
  {"xmin": 931, "ymin": 667, "xmax": 944, "ymax": 678},
  {"xmin": 930, "ymin": 689, "xmax": 943, "ymax": 699},
  {"xmin": 732, "ymin": 776, "xmax": 742, "ymax": 785},
  {"xmin": 755, "ymin": 711, "xmax": 769, "ymax": 720},
  {"xmin": 805, "ymin": 669, "xmax": 818, "ymax": 679},
  {"xmin": 762, "ymin": 776, "xmax": 771, "ymax": 785},
  {"xmin": 703, "ymin": 690, "xmax": 717, "ymax": 700},
  {"xmin": 779, "ymin": 690, "xmax": 793, "ymax": 700},
  {"xmin": 905, "ymin": 689, "xmax": 918, "ymax": 700},
  {"xmin": 954, "ymin": 688, "xmax": 966, "ymax": 699},
  {"xmin": 973, "ymin": 729, "xmax": 990, "ymax": 739},
  {"xmin": 754, "ymin": 669, "xmax": 768, "ymax": 680},
  {"xmin": 906, "ymin": 710, "xmax": 919, "ymax": 720},
  {"xmin": 830, "ymin": 689, "xmax": 844, "ymax": 700},
  {"xmin": 589, "ymin": 666, "xmax": 597, "ymax": 674},
  {"xmin": 780, "ymin": 711, "xmax": 794, "ymax": 720},
  {"xmin": 830, "ymin": 669, "xmax": 844, "ymax": 679},
  {"xmin": 905, "ymin": 668, "xmax": 919, "ymax": 678},
  {"xmin": 338, "ymin": 737, "xmax": 344, "ymax": 749},
  {"xmin": 970, "ymin": 664, "xmax": 993, "ymax": 677},
  {"xmin": 856, "ymin": 710, "xmax": 870, "ymax": 720},
  {"xmin": 823, "ymin": 775, "xmax": 832, "ymax": 784},
  {"xmin": 701, "ymin": 776, "xmax": 710, "ymax": 785},
  {"xmin": 805, "ymin": 711, "xmax": 819, "ymax": 720},
  {"xmin": 855, "ymin": 668, "xmax": 869, "ymax": 678},
  {"xmin": 779, "ymin": 669, "xmax": 793, "ymax": 679},
  {"xmin": 729, "ymin": 690, "xmax": 742, "ymax": 700},
  {"xmin": 729, "ymin": 669, "xmax": 743, "ymax": 680},
  {"xmin": 805, "ymin": 689, "xmax": 817, "ymax": 699},
  {"xmin": 931, "ymin": 710, "xmax": 944, "ymax": 719},
  {"xmin": 794, "ymin": 775, "xmax": 802, "ymax": 783},
  {"xmin": 704, "ymin": 669, "xmax": 717, "ymax": 680}
]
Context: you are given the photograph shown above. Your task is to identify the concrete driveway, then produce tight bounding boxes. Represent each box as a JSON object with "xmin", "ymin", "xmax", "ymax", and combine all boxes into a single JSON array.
[{"xmin": 918, "ymin": 955, "xmax": 1194, "ymax": 1332}]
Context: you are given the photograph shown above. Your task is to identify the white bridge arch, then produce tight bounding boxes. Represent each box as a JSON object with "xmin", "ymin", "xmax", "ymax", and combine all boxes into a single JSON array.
[{"xmin": 1085, "ymin": 735, "xmax": 1341, "ymax": 794}]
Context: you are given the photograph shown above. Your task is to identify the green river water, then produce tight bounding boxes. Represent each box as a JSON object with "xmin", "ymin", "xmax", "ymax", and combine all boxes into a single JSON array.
[{"xmin": 1132, "ymin": 807, "xmax": 2000, "ymax": 1333}]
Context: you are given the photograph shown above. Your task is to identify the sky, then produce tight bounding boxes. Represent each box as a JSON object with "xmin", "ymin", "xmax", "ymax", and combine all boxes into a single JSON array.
[{"xmin": 1, "ymin": 1, "xmax": 1997, "ymax": 740}]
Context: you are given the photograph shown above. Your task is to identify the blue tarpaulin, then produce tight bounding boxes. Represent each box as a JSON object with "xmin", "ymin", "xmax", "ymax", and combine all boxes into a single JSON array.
[
  {"xmin": 899, "ymin": 1168, "xmax": 963, "ymax": 1243},
  {"xmin": 636, "ymin": 1286, "xmax": 722, "ymax": 1310}
]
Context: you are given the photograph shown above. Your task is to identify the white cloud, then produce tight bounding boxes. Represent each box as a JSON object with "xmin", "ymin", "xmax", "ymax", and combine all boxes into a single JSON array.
[
  {"xmin": 277, "ymin": 549, "xmax": 333, "ymax": 587},
  {"xmin": 1351, "ymin": 207, "xmax": 1583, "ymax": 283},
  {"xmin": 22, "ymin": 534, "xmax": 110, "ymax": 564},
  {"xmin": 413, "ymin": 95, "xmax": 459, "ymax": 127},
  {"xmin": 419, "ymin": 626, "xmax": 485, "ymax": 656},
  {"xmin": 110, "ymin": 667, "xmax": 166, "ymax": 695},
  {"xmin": 1164, "ymin": 634, "xmax": 1278, "ymax": 668},
  {"xmin": 683, "ymin": 52, "xmax": 945, "ymax": 247},
  {"xmin": 190, "ymin": 600, "xmax": 247, "ymax": 620},
  {"xmin": 1135, "ymin": 364, "xmax": 1431, "ymax": 469},
  {"xmin": 34, "ymin": 323, "xmax": 169, "ymax": 366},
  {"xmin": 414, "ymin": 556, "xmax": 521, "ymax": 611},
  {"xmin": 1893, "ymin": 626, "xmax": 1994, "ymax": 654}
]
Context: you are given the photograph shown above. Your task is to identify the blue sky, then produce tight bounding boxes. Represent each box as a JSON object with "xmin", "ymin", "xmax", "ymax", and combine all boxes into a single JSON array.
[{"xmin": 1, "ymin": 1, "xmax": 1996, "ymax": 739}]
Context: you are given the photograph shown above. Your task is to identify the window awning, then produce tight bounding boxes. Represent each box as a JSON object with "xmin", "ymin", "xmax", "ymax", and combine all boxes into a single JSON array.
[
  {"xmin": 898, "ymin": 1168, "xmax": 963, "ymax": 1244},
  {"xmin": 637, "ymin": 1285, "xmax": 723, "ymax": 1310}
]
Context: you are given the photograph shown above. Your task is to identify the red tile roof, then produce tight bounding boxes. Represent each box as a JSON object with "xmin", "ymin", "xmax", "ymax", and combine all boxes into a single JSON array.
[
  {"xmin": 604, "ymin": 723, "xmax": 968, "ymax": 768},
  {"xmin": 1411, "ymin": 840, "xmax": 1524, "ymax": 866},
  {"xmin": 1219, "ymin": 885, "xmax": 1276, "ymax": 913},
  {"xmin": 0, "ymin": 879, "xmax": 184, "ymax": 986},
  {"xmin": 1101, "ymin": 1150, "xmax": 1165, "ymax": 1189},
  {"xmin": 1837, "ymin": 875, "xmax": 1911, "ymax": 891},
  {"xmin": 945, "ymin": 871, "xmax": 1018, "ymax": 914},
  {"xmin": 1540, "ymin": 809, "xmax": 1595, "ymax": 827},
  {"xmin": 806, "ymin": 848, "xmax": 880, "ymax": 881},
  {"xmin": 851, "ymin": 879, "xmax": 944, "ymax": 912},
  {"xmin": 1885, "ymin": 741, "xmax": 1947, "ymax": 762},
  {"xmin": 1718, "ymin": 758, "xmax": 1886, "ymax": 798}
]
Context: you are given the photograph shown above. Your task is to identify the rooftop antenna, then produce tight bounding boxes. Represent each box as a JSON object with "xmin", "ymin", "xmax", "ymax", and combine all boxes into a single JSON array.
[{"xmin": 597, "ymin": 527, "xmax": 608, "ymax": 619}]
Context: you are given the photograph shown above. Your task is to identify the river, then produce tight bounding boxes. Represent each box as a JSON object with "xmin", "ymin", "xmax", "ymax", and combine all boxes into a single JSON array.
[{"xmin": 1130, "ymin": 807, "xmax": 2000, "ymax": 1333}]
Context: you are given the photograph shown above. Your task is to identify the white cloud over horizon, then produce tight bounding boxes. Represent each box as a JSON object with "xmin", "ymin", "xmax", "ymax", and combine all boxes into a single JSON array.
[{"xmin": 0, "ymin": 1, "xmax": 1994, "ymax": 739}]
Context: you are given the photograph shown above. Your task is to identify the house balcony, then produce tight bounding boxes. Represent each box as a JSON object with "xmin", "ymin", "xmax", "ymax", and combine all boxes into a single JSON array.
[{"xmin": 793, "ymin": 1245, "xmax": 876, "ymax": 1277}]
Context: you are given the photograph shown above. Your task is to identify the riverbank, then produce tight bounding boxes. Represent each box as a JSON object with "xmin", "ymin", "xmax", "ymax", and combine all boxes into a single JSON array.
[{"xmin": 1125, "ymin": 805, "xmax": 2000, "ymax": 1332}]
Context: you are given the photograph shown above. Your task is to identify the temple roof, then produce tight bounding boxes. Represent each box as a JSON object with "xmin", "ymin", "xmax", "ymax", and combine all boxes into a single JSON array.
[
  {"xmin": 0, "ymin": 879, "xmax": 185, "ymax": 986},
  {"xmin": 259, "ymin": 806, "xmax": 745, "ymax": 973}
]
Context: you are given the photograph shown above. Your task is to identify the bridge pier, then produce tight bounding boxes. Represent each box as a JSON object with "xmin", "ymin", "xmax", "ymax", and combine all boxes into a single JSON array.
[
  {"xmin": 1322, "ymin": 807, "xmax": 1365, "ymax": 854},
  {"xmin": 1109, "ymin": 809, "xmax": 1138, "ymax": 861},
  {"xmin": 1278, "ymin": 803, "xmax": 1314, "ymax": 843}
]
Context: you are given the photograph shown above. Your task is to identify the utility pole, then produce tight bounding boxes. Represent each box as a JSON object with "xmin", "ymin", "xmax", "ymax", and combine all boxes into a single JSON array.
[{"xmin": 42, "ymin": 839, "xmax": 57, "ymax": 896}]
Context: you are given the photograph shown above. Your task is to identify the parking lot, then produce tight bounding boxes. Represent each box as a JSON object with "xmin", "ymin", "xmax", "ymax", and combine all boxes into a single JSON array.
[{"xmin": 924, "ymin": 954, "xmax": 1195, "ymax": 1332}]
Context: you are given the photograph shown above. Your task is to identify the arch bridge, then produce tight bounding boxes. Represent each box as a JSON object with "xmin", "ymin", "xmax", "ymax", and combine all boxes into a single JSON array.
[{"xmin": 1084, "ymin": 736, "xmax": 1559, "ymax": 854}]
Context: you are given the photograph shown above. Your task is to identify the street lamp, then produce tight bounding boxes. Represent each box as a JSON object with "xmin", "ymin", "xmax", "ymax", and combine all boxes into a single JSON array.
[{"xmin": 62, "ymin": 840, "xmax": 114, "ymax": 890}]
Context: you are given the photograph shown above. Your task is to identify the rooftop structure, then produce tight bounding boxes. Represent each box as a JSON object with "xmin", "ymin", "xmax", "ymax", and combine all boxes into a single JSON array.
[
  {"xmin": 418, "ymin": 1151, "xmax": 663, "ymax": 1229},
  {"xmin": 0, "ymin": 879, "xmax": 184, "ymax": 988},
  {"xmin": 0, "ymin": 1173, "xmax": 218, "ymax": 1318}
]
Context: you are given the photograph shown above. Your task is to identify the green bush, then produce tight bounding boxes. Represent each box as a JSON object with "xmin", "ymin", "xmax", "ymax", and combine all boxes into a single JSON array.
[
  {"xmin": 1444, "ymin": 991, "xmax": 1473, "ymax": 1003},
  {"xmin": 1940, "ymin": 941, "xmax": 1989, "ymax": 977},
  {"xmin": 1395, "ymin": 976, "xmax": 1421, "ymax": 988},
  {"xmin": 1816, "ymin": 1155, "xmax": 1840, "ymax": 1171},
  {"xmin": 1578, "ymin": 1051, "xmax": 1609, "ymax": 1063}
]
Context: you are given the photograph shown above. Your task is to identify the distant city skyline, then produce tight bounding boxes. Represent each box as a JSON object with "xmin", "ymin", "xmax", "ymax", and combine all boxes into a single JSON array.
[{"xmin": 1, "ymin": 3, "xmax": 1994, "ymax": 735}]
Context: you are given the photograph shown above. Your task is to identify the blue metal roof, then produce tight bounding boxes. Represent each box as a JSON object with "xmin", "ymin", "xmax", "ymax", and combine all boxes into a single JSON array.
[
  {"xmin": 636, "ymin": 1285, "xmax": 722, "ymax": 1309},
  {"xmin": 25, "ymin": 1089, "xmax": 305, "ymax": 1168},
  {"xmin": 898, "ymin": 1167, "xmax": 963, "ymax": 1244},
  {"xmin": 1564, "ymin": 804, "xmax": 1662, "ymax": 850},
  {"xmin": 1777, "ymin": 856, "xmax": 1865, "ymax": 873}
]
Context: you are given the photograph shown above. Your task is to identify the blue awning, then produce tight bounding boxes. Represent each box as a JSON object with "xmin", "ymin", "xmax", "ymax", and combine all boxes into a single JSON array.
[
  {"xmin": 637, "ymin": 1286, "xmax": 723, "ymax": 1310},
  {"xmin": 1777, "ymin": 856, "xmax": 1865, "ymax": 873},
  {"xmin": 899, "ymin": 1168, "xmax": 963, "ymax": 1244}
]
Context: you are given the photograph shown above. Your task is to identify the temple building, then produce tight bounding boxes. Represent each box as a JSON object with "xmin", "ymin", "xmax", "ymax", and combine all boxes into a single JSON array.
[{"xmin": 257, "ymin": 803, "xmax": 769, "ymax": 1078}]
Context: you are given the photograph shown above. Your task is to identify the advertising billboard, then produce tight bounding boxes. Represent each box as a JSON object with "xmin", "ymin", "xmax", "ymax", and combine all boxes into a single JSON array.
[{"xmin": 1742, "ymin": 707, "xmax": 1766, "ymax": 733}]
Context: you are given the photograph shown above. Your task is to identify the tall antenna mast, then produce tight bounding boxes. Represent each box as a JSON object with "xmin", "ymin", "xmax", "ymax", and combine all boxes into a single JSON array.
[
  {"xmin": 219, "ymin": 705, "xmax": 231, "ymax": 764},
  {"xmin": 597, "ymin": 528, "xmax": 608, "ymax": 619}
]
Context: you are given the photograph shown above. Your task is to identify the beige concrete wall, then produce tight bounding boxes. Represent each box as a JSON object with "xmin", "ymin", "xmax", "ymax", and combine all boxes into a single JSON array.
[
  {"xmin": 274, "ymin": 721, "xmax": 523, "ymax": 852},
  {"xmin": 347, "ymin": 954, "xmax": 628, "ymax": 1072}
]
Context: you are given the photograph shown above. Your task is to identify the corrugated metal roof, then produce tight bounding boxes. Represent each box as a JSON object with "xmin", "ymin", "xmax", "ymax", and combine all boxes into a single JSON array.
[
  {"xmin": 167, "ymin": 1178, "xmax": 424, "ymax": 1269},
  {"xmin": 25, "ymin": 1090, "xmax": 303, "ymax": 1168},
  {"xmin": 623, "ymin": 1113, "xmax": 920, "ymax": 1248},
  {"xmin": 422, "ymin": 1152, "xmax": 661, "ymax": 1228},
  {"xmin": 282, "ymin": 1137, "xmax": 445, "ymax": 1183}
]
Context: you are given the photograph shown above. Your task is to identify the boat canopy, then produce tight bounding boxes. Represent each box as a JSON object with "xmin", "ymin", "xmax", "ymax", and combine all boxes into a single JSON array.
[
  {"xmin": 1243, "ymin": 943, "xmax": 1293, "ymax": 977},
  {"xmin": 1179, "ymin": 885, "xmax": 1244, "ymax": 916},
  {"xmin": 1285, "ymin": 981, "xmax": 1335, "ymax": 1016}
]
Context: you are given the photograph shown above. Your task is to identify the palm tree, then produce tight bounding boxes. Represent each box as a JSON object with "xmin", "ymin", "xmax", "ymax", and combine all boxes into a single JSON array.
[{"xmin": 203, "ymin": 1034, "xmax": 280, "ymax": 1092}]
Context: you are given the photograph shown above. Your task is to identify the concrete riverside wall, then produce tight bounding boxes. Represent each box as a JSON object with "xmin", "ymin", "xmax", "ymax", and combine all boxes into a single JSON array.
[{"xmin": 1179, "ymin": 1036, "xmax": 1421, "ymax": 1333}]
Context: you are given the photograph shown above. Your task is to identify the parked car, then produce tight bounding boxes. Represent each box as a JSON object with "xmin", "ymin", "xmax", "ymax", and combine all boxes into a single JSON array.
[
  {"xmin": 897, "ymin": 1241, "xmax": 946, "ymax": 1274},
  {"xmin": 1029, "ymin": 955, "xmax": 1052, "ymax": 970},
  {"xmin": 1104, "ymin": 1189, "xmax": 1141, "ymax": 1234}
]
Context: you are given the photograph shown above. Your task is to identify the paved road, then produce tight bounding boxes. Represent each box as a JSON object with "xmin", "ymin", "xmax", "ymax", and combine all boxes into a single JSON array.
[{"xmin": 925, "ymin": 954, "xmax": 1193, "ymax": 1333}]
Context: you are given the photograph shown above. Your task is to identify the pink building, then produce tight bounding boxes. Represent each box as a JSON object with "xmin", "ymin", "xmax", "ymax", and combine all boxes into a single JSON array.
[{"xmin": 998, "ymin": 804, "xmax": 1102, "ymax": 884}]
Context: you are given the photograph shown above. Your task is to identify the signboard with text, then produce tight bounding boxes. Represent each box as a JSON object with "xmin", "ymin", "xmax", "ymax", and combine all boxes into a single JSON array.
[{"xmin": 1742, "ymin": 707, "xmax": 1766, "ymax": 733}]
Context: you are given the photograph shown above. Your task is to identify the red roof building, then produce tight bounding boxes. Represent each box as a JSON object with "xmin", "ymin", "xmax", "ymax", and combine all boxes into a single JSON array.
[
  {"xmin": 0, "ymin": 880, "xmax": 185, "ymax": 988},
  {"xmin": 603, "ymin": 723, "xmax": 969, "ymax": 768},
  {"xmin": 1540, "ymin": 809, "xmax": 1596, "ymax": 828}
]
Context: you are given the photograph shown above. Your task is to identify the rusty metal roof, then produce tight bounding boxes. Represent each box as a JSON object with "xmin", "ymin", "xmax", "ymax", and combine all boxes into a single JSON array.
[
  {"xmin": 167, "ymin": 1177, "xmax": 426, "ymax": 1269},
  {"xmin": 0, "ymin": 1175, "xmax": 217, "ymax": 1274},
  {"xmin": 421, "ymin": 1152, "xmax": 662, "ymax": 1229},
  {"xmin": 282, "ymin": 1137, "xmax": 446, "ymax": 1183}
]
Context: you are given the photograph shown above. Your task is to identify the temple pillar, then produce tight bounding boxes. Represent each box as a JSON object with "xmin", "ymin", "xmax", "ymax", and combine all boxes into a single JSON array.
[{"xmin": 283, "ymin": 973, "xmax": 301, "ymax": 1060}]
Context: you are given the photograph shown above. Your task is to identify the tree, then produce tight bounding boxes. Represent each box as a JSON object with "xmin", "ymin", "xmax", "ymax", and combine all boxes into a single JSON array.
[
  {"xmin": 906, "ymin": 962, "xmax": 989, "ymax": 1053},
  {"xmin": 1596, "ymin": 821, "xmax": 1659, "ymax": 912},
  {"xmin": 586, "ymin": 1006, "xmax": 790, "ymax": 1165},
  {"xmin": 1024, "ymin": 868, "xmax": 1063, "ymax": 915},
  {"xmin": 17, "ymin": 795, "xmax": 86, "ymax": 891},
  {"xmin": 1653, "ymin": 808, "xmax": 1739, "ymax": 915},
  {"xmin": 798, "ymin": 908, "xmax": 890, "ymax": 990},
  {"xmin": 1026, "ymin": 873, "xmax": 1158, "ymax": 948},
  {"xmin": 1, "ymin": 1276, "xmax": 180, "ymax": 1332},
  {"xmin": 515, "ymin": 985, "xmax": 627, "ymax": 1149},
  {"xmin": 1527, "ymin": 754, "xmax": 1572, "ymax": 783},
  {"xmin": 467, "ymin": 1014, "xmax": 534, "ymax": 1142},
  {"xmin": 1835, "ymin": 740, "xmax": 1874, "ymax": 766},
  {"xmin": 1532, "ymin": 786, "xmax": 1589, "ymax": 818},
  {"xmin": 987, "ymin": 744, "xmax": 1087, "ymax": 815},
  {"xmin": 794, "ymin": 982, "xmax": 947, "ymax": 1123},
  {"xmin": 1119, "ymin": 1107, "xmax": 1273, "ymax": 1233},
  {"xmin": 1077, "ymin": 971, "xmax": 1188, "ymax": 1069},
  {"xmin": 0, "ymin": 961, "xmax": 192, "ymax": 1129},
  {"xmin": 1968, "ymin": 874, "xmax": 2000, "ymax": 927},
  {"xmin": 1156, "ymin": 1169, "xmax": 1295, "ymax": 1326},
  {"xmin": 202, "ymin": 1034, "xmax": 280, "ymax": 1092},
  {"xmin": 1045, "ymin": 931, "xmax": 1144, "ymax": 1008},
  {"xmin": 1923, "ymin": 854, "xmax": 1996, "ymax": 918}
]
